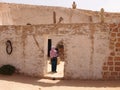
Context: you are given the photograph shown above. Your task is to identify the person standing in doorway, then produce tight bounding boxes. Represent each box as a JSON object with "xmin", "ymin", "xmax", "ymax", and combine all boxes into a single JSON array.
[{"xmin": 50, "ymin": 46, "xmax": 58, "ymax": 72}]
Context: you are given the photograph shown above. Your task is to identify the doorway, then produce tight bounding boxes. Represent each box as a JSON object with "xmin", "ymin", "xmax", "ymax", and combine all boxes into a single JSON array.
[{"xmin": 44, "ymin": 39, "xmax": 65, "ymax": 79}]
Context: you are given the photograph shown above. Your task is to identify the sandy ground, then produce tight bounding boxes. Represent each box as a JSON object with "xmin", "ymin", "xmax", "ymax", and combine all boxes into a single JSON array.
[
  {"xmin": 0, "ymin": 61, "xmax": 120, "ymax": 90},
  {"xmin": 0, "ymin": 74, "xmax": 120, "ymax": 90}
]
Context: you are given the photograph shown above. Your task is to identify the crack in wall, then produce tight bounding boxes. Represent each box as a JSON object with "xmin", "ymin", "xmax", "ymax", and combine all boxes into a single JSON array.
[
  {"xmin": 22, "ymin": 29, "xmax": 26, "ymax": 70},
  {"xmin": 32, "ymin": 35, "xmax": 44, "ymax": 55},
  {"xmin": 89, "ymin": 24, "xmax": 95, "ymax": 79}
]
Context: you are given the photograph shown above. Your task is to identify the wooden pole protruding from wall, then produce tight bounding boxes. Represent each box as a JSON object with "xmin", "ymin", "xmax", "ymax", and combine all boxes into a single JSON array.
[
  {"xmin": 100, "ymin": 8, "xmax": 105, "ymax": 23},
  {"xmin": 53, "ymin": 11, "xmax": 56, "ymax": 24}
]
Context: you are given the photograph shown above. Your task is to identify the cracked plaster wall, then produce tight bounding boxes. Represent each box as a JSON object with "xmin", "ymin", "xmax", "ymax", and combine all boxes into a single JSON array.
[{"xmin": 0, "ymin": 24, "xmax": 111, "ymax": 79}]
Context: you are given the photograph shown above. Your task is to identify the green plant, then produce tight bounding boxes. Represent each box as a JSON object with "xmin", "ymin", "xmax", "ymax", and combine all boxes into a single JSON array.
[{"xmin": 0, "ymin": 65, "xmax": 16, "ymax": 75}]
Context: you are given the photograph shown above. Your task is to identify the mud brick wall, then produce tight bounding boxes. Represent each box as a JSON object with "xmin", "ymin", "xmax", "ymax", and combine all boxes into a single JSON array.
[{"xmin": 102, "ymin": 24, "xmax": 120, "ymax": 80}]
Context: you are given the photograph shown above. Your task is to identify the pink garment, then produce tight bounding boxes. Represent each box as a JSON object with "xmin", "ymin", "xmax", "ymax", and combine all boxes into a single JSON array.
[{"xmin": 50, "ymin": 47, "xmax": 57, "ymax": 58}]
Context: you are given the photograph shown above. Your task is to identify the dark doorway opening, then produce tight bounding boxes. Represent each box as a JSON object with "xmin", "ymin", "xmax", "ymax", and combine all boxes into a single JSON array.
[{"xmin": 48, "ymin": 39, "xmax": 52, "ymax": 57}]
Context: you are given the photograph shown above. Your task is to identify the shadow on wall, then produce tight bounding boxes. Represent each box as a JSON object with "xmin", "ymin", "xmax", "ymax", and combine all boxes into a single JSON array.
[
  {"xmin": 0, "ymin": 74, "xmax": 120, "ymax": 88},
  {"xmin": 56, "ymin": 40, "xmax": 64, "ymax": 61}
]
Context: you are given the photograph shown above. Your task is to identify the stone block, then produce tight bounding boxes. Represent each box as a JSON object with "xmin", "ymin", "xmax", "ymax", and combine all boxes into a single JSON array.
[
  {"xmin": 107, "ymin": 62, "xmax": 113, "ymax": 65},
  {"xmin": 103, "ymin": 72, "xmax": 110, "ymax": 76},
  {"xmin": 115, "ymin": 62, "xmax": 120, "ymax": 65},
  {"xmin": 109, "ymin": 45, "xmax": 114, "ymax": 50},
  {"xmin": 114, "ymin": 57, "xmax": 120, "ymax": 61},
  {"xmin": 117, "ymin": 33, "xmax": 120, "ymax": 37},
  {"xmin": 102, "ymin": 75, "xmax": 108, "ymax": 79},
  {"xmin": 103, "ymin": 66, "xmax": 108, "ymax": 70},
  {"xmin": 113, "ymin": 28, "xmax": 118, "ymax": 32},
  {"xmin": 108, "ymin": 56, "xmax": 113, "ymax": 61},
  {"xmin": 111, "ymin": 33, "xmax": 116, "ymax": 37},
  {"xmin": 109, "ymin": 76, "xmax": 116, "ymax": 79},
  {"xmin": 117, "ymin": 38, "xmax": 120, "ymax": 42},
  {"xmin": 109, "ymin": 67, "xmax": 114, "ymax": 71},
  {"xmin": 115, "ymin": 48, "xmax": 120, "ymax": 52},
  {"xmin": 111, "ymin": 72, "xmax": 118, "ymax": 76},
  {"xmin": 109, "ymin": 24, "xmax": 116, "ymax": 28},
  {"xmin": 115, "ymin": 67, "xmax": 120, "ymax": 71},
  {"xmin": 116, "ymin": 43, "xmax": 120, "ymax": 47},
  {"xmin": 110, "ymin": 52, "xmax": 115, "ymax": 56}
]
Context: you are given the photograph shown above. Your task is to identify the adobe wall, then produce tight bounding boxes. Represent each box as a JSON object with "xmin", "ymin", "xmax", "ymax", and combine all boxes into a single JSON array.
[
  {"xmin": 9, "ymin": 4, "xmax": 90, "ymax": 25},
  {"xmin": 62, "ymin": 24, "xmax": 110, "ymax": 79},
  {"xmin": 0, "ymin": 3, "xmax": 13, "ymax": 25},
  {"xmin": 0, "ymin": 23, "xmax": 119, "ymax": 79},
  {"xmin": 0, "ymin": 3, "xmax": 120, "ymax": 25},
  {"xmin": 0, "ymin": 26, "xmax": 46, "ymax": 77}
]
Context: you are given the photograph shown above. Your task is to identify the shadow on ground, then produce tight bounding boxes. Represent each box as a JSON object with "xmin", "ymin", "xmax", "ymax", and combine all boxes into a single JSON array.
[{"xmin": 0, "ymin": 74, "xmax": 120, "ymax": 88}]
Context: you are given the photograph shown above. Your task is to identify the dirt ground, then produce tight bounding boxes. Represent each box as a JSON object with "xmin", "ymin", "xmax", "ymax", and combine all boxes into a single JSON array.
[{"xmin": 0, "ymin": 74, "xmax": 120, "ymax": 90}]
